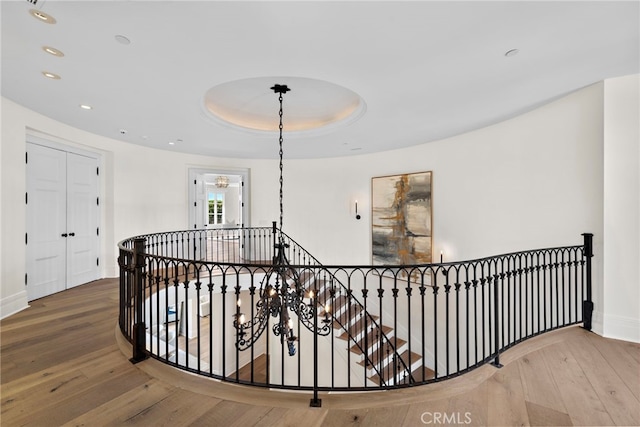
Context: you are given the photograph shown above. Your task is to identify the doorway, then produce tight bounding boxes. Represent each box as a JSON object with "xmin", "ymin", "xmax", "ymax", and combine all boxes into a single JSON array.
[
  {"xmin": 188, "ymin": 168, "xmax": 249, "ymax": 230},
  {"xmin": 26, "ymin": 141, "xmax": 100, "ymax": 301}
]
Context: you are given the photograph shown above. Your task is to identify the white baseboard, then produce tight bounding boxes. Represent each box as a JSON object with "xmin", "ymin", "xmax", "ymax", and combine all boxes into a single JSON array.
[
  {"xmin": 0, "ymin": 290, "xmax": 29, "ymax": 320},
  {"xmin": 603, "ymin": 312, "xmax": 640, "ymax": 343},
  {"xmin": 592, "ymin": 309, "xmax": 605, "ymax": 336}
]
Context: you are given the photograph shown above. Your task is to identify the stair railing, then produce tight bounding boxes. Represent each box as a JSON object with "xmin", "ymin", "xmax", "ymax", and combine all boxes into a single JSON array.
[
  {"xmin": 118, "ymin": 229, "xmax": 594, "ymax": 402},
  {"xmin": 276, "ymin": 227, "xmax": 415, "ymax": 387}
]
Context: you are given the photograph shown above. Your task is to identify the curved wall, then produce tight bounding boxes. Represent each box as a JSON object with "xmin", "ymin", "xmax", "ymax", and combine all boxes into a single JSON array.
[{"xmin": 2, "ymin": 78, "xmax": 636, "ymax": 341}]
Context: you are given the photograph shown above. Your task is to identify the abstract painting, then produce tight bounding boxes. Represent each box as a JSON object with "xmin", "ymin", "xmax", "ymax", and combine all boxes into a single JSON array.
[{"xmin": 372, "ymin": 171, "xmax": 432, "ymax": 265}]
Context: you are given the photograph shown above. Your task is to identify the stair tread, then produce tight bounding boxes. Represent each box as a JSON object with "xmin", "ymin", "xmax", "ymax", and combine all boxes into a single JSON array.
[
  {"xmin": 330, "ymin": 295, "xmax": 349, "ymax": 310},
  {"xmin": 345, "ymin": 325, "xmax": 393, "ymax": 351},
  {"xmin": 332, "ymin": 304, "xmax": 364, "ymax": 327},
  {"xmin": 334, "ymin": 312, "xmax": 381, "ymax": 339},
  {"xmin": 288, "ymin": 268, "xmax": 437, "ymax": 388},
  {"xmin": 316, "ymin": 285, "xmax": 335, "ymax": 300},
  {"xmin": 298, "ymin": 271, "xmax": 315, "ymax": 284},
  {"xmin": 410, "ymin": 366, "xmax": 436, "ymax": 383},
  {"xmin": 368, "ymin": 351, "xmax": 435, "ymax": 386},
  {"xmin": 299, "ymin": 273, "xmax": 329, "ymax": 294},
  {"xmin": 356, "ymin": 336, "xmax": 408, "ymax": 363}
]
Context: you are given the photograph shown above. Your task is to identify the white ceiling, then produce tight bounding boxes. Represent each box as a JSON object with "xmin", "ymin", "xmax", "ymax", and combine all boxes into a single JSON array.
[{"xmin": 2, "ymin": 1, "xmax": 638, "ymax": 159}]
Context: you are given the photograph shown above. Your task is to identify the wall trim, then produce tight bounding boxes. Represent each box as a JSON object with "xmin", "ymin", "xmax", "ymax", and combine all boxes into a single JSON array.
[
  {"xmin": 603, "ymin": 312, "xmax": 640, "ymax": 343},
  {"xmin": 0, "ymin": 290, "xmax": 29, "ymax": 320},
  {"xmin": 592, "ymin": 309, "xmax": 605, "ymax": 337}
]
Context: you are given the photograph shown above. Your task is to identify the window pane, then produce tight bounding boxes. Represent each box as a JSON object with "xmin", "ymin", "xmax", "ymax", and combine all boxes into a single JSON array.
[{"xmin": 207, "ymin": 192, "xmax": 225, "ymax": 225}]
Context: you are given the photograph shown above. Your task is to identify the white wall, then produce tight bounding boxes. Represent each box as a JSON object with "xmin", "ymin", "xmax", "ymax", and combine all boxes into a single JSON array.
[
  {"xmin": 1, "ymin": 98, "xmax": 29, "ymax": 317},
  {"xmin": 602, "ymin": 74, "xmax": 640, "ymax": 342},
  {"xmin": 0, "ymin": 97, "xmax": 277, "ymax": 317},
  {"xmin": 0, "ymin": 80, "xmax": 624, "ymax": 341},
  {"xmin": 284, "ymin": 84, "xmax": 604, "ymax": 267}
]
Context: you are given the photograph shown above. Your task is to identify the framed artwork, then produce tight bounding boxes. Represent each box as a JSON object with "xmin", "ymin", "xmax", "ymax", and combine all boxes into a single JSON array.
[{"xmin": 371, "ymin": 171, "xmax": 432, "ymax": 265}]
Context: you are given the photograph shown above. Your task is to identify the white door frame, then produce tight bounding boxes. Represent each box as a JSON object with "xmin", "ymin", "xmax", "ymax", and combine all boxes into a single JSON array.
[
  {"xmin": 187, "ymin": 167, "xmax": 250, "ymax": 230},
  {"xmin": 26, "ymin": 135, "xmax": 102, "ymax": 300}
]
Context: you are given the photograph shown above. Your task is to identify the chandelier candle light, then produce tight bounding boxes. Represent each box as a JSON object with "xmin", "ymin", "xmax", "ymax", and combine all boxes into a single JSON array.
[{"xmin": 232, "ymin": 85, "xmax": 331, "ymax": 405}]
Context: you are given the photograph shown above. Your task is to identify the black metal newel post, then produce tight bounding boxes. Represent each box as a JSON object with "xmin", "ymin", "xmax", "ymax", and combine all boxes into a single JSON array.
[
  {"xmin": 310, "ymin": 280, "xmax": 322, "ymax": 407},
  {"xmin": 491, "ymin": 272, "xmax": 503, "ymax": 368},
  {"xmin": 272, "ymin": 221, "xmax": 278, "ymax": 259},
  {"xmin": 131, "ymin": 237, "xmax": 148, "ymax": 364},
  {"xmin": 582, "ymin": 233, "xmax": 594, "ymax": 331}
]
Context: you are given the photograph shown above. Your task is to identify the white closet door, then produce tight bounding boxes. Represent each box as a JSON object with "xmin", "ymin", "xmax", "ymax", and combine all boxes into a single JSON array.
[
  {"xmin": 26, "ymin": 144, "xmax": 67, "ymax": 301},
  {"xmin": 26, "ymin": 143, "xmax": 100, "ymax": 300},
  {"xmin": 66, "ymin": 153, "xmax": 99, "ymax": 288}
]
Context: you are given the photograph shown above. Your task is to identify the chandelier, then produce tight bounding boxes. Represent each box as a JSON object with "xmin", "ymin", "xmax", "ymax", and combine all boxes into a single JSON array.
[
  {"xmin": 233, "ymin": 84, "xmax": 331, "ymax": 357},
  {"xmin": 215, "ymin": 175, "xmax": 229, "ymax": 188}
]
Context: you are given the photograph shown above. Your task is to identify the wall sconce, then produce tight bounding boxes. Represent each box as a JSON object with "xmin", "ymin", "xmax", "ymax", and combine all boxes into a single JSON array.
[{"xmin": 355, "ymin": 200, "xmax": 361, "ymax": 220}]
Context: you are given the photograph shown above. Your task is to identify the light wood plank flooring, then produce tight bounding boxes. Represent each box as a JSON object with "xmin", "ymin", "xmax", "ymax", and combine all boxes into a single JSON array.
[{"xmin": 1, "ymin": 278, "xmax": 639, "ymax": 426}]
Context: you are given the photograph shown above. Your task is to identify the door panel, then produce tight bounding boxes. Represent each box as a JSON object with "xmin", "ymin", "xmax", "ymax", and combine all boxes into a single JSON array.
[
  {"xmin": 26, "ymin": 144, "xmax": 67, "ymax": 301},
  {"xmin": 195, "ymin": 174, "xmax": 206, "ymax": 229},
  {"xmin": 66, "ymin": 153, "xmax": 99, "ymax": 287},
  {"xmin": 26, "ymin": 143, "xmax": 100, "ymax": 300}
]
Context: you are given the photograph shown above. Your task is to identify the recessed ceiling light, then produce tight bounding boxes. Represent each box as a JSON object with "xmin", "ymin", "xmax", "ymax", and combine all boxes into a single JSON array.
[
  {"xmin": 79, "ymin": 104, "xmax": 92, "ymax": 110},
  {"xmin": 168, "ymin": 141, "xmax": 175, "ymax": 145},
  {"xmin": 29, "ymin": 9, "xmax": 56, "ymax": 24},
  {"xmin": 505, "ymin": 49, "xmax": 520, "ymax": 57},
  {"xmin": 42, "ymin": 71, "xmax": 61, "ymax": 80},
  {"xmin": 115, "ymin": 35, "xmax": 131, "ymax": 45},
  {"xmin": 42, "ymin": 46, "xmax": 64, "ymax": 57}
]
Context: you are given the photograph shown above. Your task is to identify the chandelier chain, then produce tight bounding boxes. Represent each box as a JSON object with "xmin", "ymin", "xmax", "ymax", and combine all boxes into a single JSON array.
[{"xmin": 278, "ymin": 91, "xmax": 284, "ymax": 241}]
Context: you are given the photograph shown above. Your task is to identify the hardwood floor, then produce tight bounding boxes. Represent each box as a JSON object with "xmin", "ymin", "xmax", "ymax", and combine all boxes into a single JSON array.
[{"xmin": 2, "ymin": 278, "xmax": 639, "ymax": 426}]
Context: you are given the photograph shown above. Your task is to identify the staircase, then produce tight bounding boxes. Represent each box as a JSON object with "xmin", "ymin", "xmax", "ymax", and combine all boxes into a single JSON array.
[{"xmin": 297, "ymin": 271, "xmax": 435, "ymax": 386}]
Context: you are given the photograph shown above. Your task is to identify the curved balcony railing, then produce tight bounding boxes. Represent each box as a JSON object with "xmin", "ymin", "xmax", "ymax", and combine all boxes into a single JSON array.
[{"xmin": 118, "ymin": 226, "xmax": 593, "ymax": 406}]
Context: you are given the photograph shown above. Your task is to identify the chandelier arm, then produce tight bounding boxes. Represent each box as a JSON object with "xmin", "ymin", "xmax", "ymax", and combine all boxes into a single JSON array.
[
  {"xmin": 288, "ymin": 290, "xmax": 332, "ymax": 336},
  {"xmin": 235, "ymin": 298, "xmax": 269, "ymax": 350},
  {"xmin": 235, "ymin": 273, "xmax": 276, "ymax": 350}
]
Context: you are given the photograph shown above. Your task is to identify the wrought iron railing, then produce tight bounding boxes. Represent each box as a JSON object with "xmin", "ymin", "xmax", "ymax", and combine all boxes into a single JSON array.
[{"xmin": 118, "ymin": 227, "xmax": 593, "ymax": 406}]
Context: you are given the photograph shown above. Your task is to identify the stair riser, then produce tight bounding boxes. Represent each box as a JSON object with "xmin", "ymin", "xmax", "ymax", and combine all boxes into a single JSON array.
[
  {"xmin": 301, "ymin": 272, "xmax": 426, "ymax": 385},
  {"xmin": 296, "ymin": 270, "xmax": 434, "ymax": 388},
  {"xmin": 385, "ymin": 359, "xmax": 424, "ymax": 385},
  {"xmin": 332, "ymin": 304, "xmax": 362, "ymax": 320},
  {"xmin": 362, "ymin": 343, "xmax": 413, "ymax": 375},
  {"xmin": 339, "ymin": 321, "xmax": 394, "ymax": 345},
  {"xmin": 351, "ymin": 330, "xmax": 397, "ymax": 352},
  {"xmin": 334, "ymin": 313, "xmax": 368, "ymax": 332}
]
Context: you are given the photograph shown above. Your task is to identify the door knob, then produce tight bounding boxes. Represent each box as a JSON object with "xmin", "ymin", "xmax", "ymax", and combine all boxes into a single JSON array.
[
  {"xmin": 61, "ymin": 233, "xmax": 68, "ymax": 237},
  {"xmin": 68, "ymin": 232, "xmax": 75, "ymax": 237}
]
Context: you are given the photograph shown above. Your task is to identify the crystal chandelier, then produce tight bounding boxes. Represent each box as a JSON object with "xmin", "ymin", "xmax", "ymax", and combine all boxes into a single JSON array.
[
  {"xmin": 215, "ymin": 175, "xmax": 229, "ymax": 188},
  {"xmin": 233, "ymin": 84, "xmax": 331, "ymax": 357}
]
